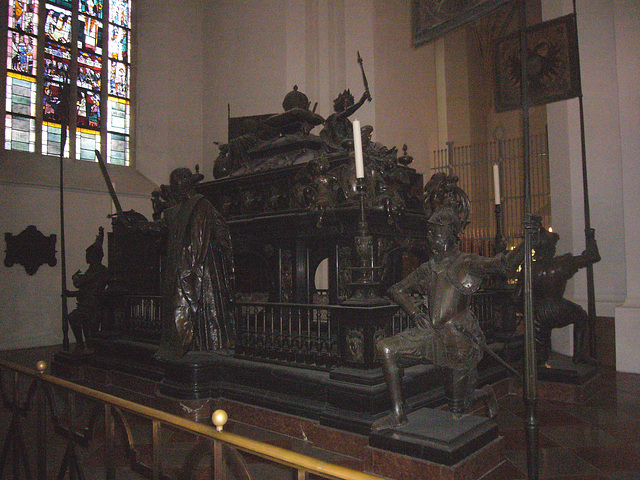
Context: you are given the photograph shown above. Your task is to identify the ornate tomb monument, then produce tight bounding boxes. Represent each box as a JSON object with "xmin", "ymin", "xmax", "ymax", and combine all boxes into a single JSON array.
[{"xmin": 54, "ymin": 84, "xmax": 523, "ymax": 470}]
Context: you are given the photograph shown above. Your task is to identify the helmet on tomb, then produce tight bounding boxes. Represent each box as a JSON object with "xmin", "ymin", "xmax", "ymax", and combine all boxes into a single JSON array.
[
  {"xmin": 169, "ymin": 167, "xmax": 204, "ymax": 189},
  {"xmin": 86, "ymin": 227, "xmax": 104, "ymax": 261}
]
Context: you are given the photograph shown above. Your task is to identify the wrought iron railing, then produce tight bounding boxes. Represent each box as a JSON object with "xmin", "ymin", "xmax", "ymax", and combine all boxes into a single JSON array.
[
  {"xmin": 125, "ymin": 294, "xmax": 163, "ymax": 341},
  {"xmin": 235, "ymin": 302, "xmax": 342, "ymax": 367},
  {"xmin": 234, "ymin": 290, "xmax": 518, "ymax": 369},
  {"xmin": 0, "ymin": 358, "xmax": 385, "ymax": 480},
  {"xmin": 100, "ymin": 281, "xmax": 519, "ymax": 373},
  {"xmin": 432, "ymin": 133, "xmax": 550, "ymax": 252}
]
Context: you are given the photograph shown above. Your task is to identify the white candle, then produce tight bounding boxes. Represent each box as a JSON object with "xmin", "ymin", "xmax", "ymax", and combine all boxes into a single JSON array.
[
  {"xmin": 353, "ymin": 119, "xmax": 365, "ymax": 179},
  {"xmin": 492, "ymin": 163, "xmax": 501, "ymax": 205}
]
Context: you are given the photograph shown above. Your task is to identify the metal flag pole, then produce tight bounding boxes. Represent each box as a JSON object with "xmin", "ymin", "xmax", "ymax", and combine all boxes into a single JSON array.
[
  {"xmin": 59, "ymin": 80, "xmax": 71, "ymax": 351},
  {"xmin": 573, "ymin": 0, "xmax": 598, "ymax": 362},
  {"xmin": 518, "ymin": 0, "xmax": 539, "ymax": 478}
]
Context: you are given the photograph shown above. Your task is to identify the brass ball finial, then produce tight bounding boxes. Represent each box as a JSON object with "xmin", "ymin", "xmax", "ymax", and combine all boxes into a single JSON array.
[
  {"xmin": 212, "ymin": 409, "xmax": 228, "ymax": 432},
  {"xmin": 36, "ymin": 360, "xmax": 47, "ymax": 374}
]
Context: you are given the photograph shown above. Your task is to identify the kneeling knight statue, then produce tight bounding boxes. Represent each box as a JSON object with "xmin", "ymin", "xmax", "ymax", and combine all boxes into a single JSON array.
[{"xmin": 373, "ymin": 173, "xmax": 526, "ymax": 430}]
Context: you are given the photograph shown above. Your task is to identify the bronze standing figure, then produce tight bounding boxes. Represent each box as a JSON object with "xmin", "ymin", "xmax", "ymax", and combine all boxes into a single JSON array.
[{"xmin": 154, "ymin": 168, "xmax": 236, "ymax": 361}]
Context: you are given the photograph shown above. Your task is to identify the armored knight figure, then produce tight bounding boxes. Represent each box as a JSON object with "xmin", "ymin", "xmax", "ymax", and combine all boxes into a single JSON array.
[
  {"xmin": 372, "ymin": 174, "xmax": 526, "ymax": 430},
  {"xmin": 529, "ymin": 227, "xmax": 600, "ymax": 365},
  {"xmin": 67, "ymin": 227, "xmax": 110, "ymax": 353},
  {"xmin": 154, "ymin": 168, "xmax": 236, "ymax": 361}
]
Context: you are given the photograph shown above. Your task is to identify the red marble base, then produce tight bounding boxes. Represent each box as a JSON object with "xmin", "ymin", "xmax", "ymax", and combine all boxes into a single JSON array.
[
  {"xmin": 217, "ymin": 398, "xmax": 506, "ymax": 480},
  {"xmin": 51, "ymin": 351, "xmax": 509, "ymax": 478},
  {"xmin": 509, "ymin": 353, "xmax": 603, "ymax": 404},
  {"xmin": 532, "ymin": 372, "xmax": 603, "ymax": 404}
]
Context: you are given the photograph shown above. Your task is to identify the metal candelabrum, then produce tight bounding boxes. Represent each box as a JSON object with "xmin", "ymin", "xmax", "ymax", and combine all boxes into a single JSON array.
[
  {"xmin": 494, "ymin": 203, "xmax": 507, "ymax": 254},
  {"xmin": 342, "ymin": 178, "xmax": 388, "ymax": 306}
]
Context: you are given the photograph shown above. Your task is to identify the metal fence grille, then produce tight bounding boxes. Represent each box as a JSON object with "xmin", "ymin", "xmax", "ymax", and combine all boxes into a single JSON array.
[
  {"xmin": 432, "ymin": 132, "xmax": 550, "ymax": 254},
  {"xmin": 236, "ymin": 302, "xmax": 339, "ymax": 367}
]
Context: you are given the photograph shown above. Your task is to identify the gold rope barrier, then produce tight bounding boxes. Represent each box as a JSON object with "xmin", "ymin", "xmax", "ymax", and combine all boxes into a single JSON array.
[{"xmin": 0, "ymin": 358, "xmax": 384, "ymax": 480}]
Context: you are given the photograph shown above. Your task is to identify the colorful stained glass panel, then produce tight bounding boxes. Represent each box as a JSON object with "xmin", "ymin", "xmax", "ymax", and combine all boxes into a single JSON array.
[
  {"xmin": 78, "ymin": 14, "xmax": 102, "ymax": 54},
  {"xmin": 77, "ymin": 51, "xmax": 101, "ymax": 90},
  {"xmin": 80, "ymin": 0, "xmax": 103, "ymax": 19},
  {"xmin": 47, "ymin": 0, "xmax": 73, "ymax": 9},
  {"xmin": 7, "ymin": 32, "xmax": 37, "ymax": 75},
  {"xmin": 77, "ymin": 89, "xmax": 100, "ymax": 128},
  {"xmin": 43, "ymin": 80, "xmax": 70, "ymax": 123},
  {"xmin": 44, "ymin": 39, "xmax": 70, "ymax": 82},
  {"xmin": 109, "ymin": 0, "xmax": 130, "ymax": 29},
  {"xmin": 6, "ymin": 73, "xmax": 36, "ymax": 116},
  {"xmin": 44, "ymin": 5, "xmax": 72, "ymax": 44},
  {"xmin": 108, "ymin": 59, "xmax": 128, "ymax": 97},
  {"xmin": 9, "ymin": 0, "xmax": 39, "ymax": 34},
  {"xmin": 108, "ymin": 24, "xmax": 128, "ymax": 62},
  {"xmin": 5, "ymin": 0, "xmax": 131, "ymax": 164}
]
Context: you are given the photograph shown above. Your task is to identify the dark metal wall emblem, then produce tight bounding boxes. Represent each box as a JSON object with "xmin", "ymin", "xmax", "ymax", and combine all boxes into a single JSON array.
[
  {"xmin": 4, "ymin": 225, "xmax": 57, "ymax": 275},
  {"xmin": 412, "ymin": 0, "xmax": 512, "ymax": 47},
  {"xmin": 493, "ymin": 14, "xmax": 582, "ymax": 112}
]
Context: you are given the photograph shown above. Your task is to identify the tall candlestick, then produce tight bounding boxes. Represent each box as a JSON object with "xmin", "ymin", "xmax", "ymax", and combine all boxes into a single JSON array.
[
  {"xmin": 353, "ymin": 119, "xmax": 364, "ymax": 179},
  {"xmin": 493, "ymin": 163, "xmax": 501, "ymax": 205}
]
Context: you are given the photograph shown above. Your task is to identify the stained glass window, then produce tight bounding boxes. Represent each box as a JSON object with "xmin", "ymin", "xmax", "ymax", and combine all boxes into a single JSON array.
[
  {"xmin": 7, "ymin": 32, "xmax": 37, "ymax": 75},
  {"xmin": 44, "ymin": 6, "xmax": 72, "ymax": 44},
  {"xmin": 44, "ymin": 40, "xmax": 70, "ymax": 82},
  {"xmin": 80, "ymin": 0, "xmax": 103, "ymax": 19},
  {"xmin": 3, "ymin": 0, "xmax": 132, "ymax": 165},
  {"xmin": 77, "ymin": 128, "xmax": 100, "ymax": 161},
  {"xmin": 8, "ymin": 0, "xmax": 38, "ymax": 34},
  {"xmin": 5, "ymin": 0, "xmax": 39, "ymax": 152}
]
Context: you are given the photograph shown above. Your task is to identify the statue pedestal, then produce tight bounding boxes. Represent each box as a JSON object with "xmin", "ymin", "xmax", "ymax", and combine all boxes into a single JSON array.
[
  {"xmin": 369, "ymin": 408, "xmax": 499, "ymax": 466},
  {"xmin": 537, "ymin": 351, "xmax": 598, "ymax": 384},
  {"xmin": 219, "ymin": 399, "xmax": 505, "ymax": 480},
  {"xmin": 511, "ymin": 352, "xmax": 601, "ymax": 404}
]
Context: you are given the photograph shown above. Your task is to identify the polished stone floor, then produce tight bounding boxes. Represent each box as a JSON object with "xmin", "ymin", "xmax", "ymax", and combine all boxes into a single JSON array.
[
  {"xmin": 479, "ymin": 370, "xmax": 640, "ymax": 480},
  {"xmin": 1, "ymin": 345, "xmax": 639, "ymax": 479}
]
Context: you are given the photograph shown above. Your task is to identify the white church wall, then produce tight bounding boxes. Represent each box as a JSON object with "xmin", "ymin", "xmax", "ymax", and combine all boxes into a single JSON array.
[
  {"xmin": 543, "ymin": 0, "xmax": 640, "ymax": 371},
  {"xmin": 202, "ymin": 0, "xmax": 289, "ymax": 179},
  {"xmin": 135, "ymin": 0, "xmax": 208, "ymax": 185},
  {"xmin": 612, "ymin": 0, "xmax": 640, "ymax": 374},
  {"xmin": 372, "ymin": 0, "xmax": 436, "ymax": 173},
  {"xmin": 0, "ymin": 182, "xmax": 152, "ymax": 350}
]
